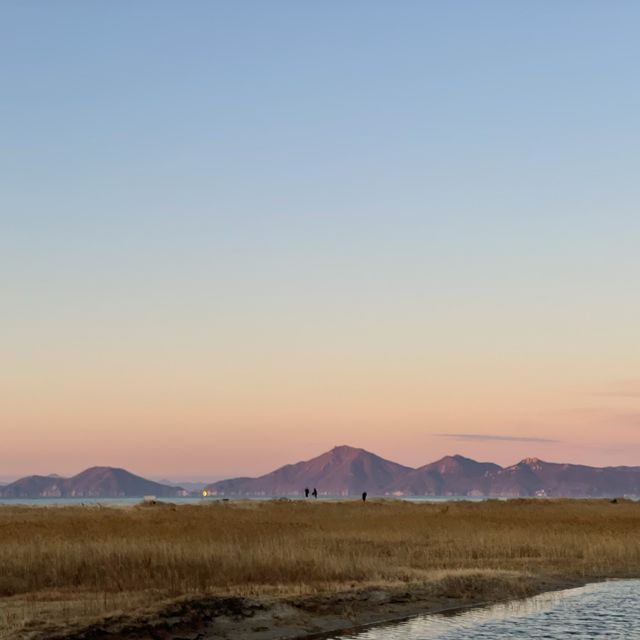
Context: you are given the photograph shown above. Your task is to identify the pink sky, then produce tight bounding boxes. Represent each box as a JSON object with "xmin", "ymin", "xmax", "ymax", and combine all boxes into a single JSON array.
[{"xmin": 3, "ymin": 361, "xmax": 640, "ymax": 479}]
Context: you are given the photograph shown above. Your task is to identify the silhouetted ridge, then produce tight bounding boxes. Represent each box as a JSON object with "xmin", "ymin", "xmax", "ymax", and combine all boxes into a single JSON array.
[
  {"xmin": 0, "ymin": 467, "xmax": 186, "ymax": 498},
  {"xmin": 205, "ymin": 445, "xmax": 412, "ymax": 496},
  {"xmin": 6, "ymin": 448, "xmax": 640, "ymax": 499},
  {"xmin": 205, "ymin": 446, "xmax": 640, "ymax": 498},
  {"xmin": 387, "ymin": 455, "xmax": 501, "ymax": 496}
]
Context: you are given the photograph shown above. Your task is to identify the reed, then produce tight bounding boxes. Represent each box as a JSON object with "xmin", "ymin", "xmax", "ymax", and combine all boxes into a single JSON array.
[{"xmin": 1, "ymin": 498, "xmax": 639, "ymax": 636}]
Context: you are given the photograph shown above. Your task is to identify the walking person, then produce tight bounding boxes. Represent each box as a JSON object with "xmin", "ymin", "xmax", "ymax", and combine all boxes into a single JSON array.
[
  {"xmin": 304, "ymin": 487, "xmax": 309, "ymax": 498},
  {"xmin": 312, "ymin": 488, "xmax": 318, "ymax": 499},
  {"xmin": 362, "ymin": 491, "xmax": 367, "ymax": 503}
]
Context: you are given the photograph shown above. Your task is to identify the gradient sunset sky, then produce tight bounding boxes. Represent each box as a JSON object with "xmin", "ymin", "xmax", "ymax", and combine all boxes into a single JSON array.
[{"xmin": 2, "ymin": 2, "xmax": 640, "ymax": 480}]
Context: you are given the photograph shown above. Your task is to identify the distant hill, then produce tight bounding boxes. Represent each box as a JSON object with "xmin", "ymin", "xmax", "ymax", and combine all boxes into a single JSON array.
[
  {"xmin": 204, "ymin": 446, "xmax": 640, "ymax": 498},
  {"xmin": 205, "ymin": 445, "xmax": 412, "ymax": 496},
  {"xmin": 0, "ymin": 467, "xmax": 187, "ymax": 499},
  {"xmin": 157, "ymin": 479, "xmax": 212, "ymax": 493},
  {"xmin": 387, "ymin": 455, "xmax": 501, "ymax": 496},
  {"xmin": 6, "ymin": 449, "xmax": 640, "ymax": 499},
  {"xmin": 485, "ymin": 458, "xmax": 640, "ymax": 498}
]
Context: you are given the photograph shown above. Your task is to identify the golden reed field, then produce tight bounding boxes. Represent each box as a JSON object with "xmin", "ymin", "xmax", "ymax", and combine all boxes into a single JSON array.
[{"xmin": 2, "ymin": 498, "xmax": 640, "ymax": 637}]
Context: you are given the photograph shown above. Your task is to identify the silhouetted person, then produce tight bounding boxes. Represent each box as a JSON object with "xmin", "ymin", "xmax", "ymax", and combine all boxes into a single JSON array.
[
  {"xmin": 312, "ymin": 488, "xmax": 318, "ymax": 499},
  {"xmin": 362, "ymin": 491, "xmax": 367, "ymax": 503},
  {"xmin": 304, "ymin": 487, "xmax": 310, "ymax": 498}
]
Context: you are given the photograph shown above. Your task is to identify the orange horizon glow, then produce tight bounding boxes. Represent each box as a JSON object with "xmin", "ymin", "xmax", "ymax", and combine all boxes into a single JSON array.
[{"xmin": 3, "ymin": 367, "xmax": 640, "ymax": 479}]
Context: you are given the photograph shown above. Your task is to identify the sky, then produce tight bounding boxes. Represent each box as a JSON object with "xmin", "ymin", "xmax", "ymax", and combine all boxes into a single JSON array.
[{"xmin": 2, "ymin": 1, "xmax": 640, "ymax": 480}]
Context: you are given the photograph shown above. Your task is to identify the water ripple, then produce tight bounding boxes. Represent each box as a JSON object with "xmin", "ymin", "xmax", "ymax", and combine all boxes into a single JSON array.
[{"xmin": 333, "ymin": 580, "xmax": 640, "ymax": 639}]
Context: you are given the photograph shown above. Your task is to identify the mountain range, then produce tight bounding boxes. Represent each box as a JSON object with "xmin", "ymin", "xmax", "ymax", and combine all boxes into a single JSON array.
[
  {"xmin": 204, "ymin": 445, "xmax": 640, "ymax": 498},
  {"xmin": 5, "ymin": 446, "xmax": 640, "ymax": 499},
  {"xmin": 0, "ymin": 467, "xmax": 187, "ymax": 499}
]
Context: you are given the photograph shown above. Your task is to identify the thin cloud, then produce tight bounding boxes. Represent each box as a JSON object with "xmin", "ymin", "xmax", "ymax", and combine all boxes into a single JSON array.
[{"xmin": 434, "ymin": 433, "xmax": 560, "ymax": 443}]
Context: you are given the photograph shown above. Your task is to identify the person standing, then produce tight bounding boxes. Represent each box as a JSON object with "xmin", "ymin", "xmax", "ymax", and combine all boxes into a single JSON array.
[
  {"xmin": 312, "ymin": 488, "xmax": 318, "ymax": 499},
  {"xmin": 362, "ymin": 491, "xmax": 367, "ymax": 502},
  {"xmin": 304, "ymin": 487, "xmax": 309, "ymax": 498}
]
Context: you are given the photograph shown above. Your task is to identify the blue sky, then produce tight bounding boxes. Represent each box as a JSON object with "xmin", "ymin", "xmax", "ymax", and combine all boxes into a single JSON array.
[{"xmin": 2, "ymin": 2, "xmax": 640, "ymax": 477}]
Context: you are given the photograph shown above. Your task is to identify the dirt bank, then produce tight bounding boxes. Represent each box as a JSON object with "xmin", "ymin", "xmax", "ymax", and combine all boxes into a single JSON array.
[{"xmin": 17, "ymin": 573, "xmax": 591, "ymax": 640}]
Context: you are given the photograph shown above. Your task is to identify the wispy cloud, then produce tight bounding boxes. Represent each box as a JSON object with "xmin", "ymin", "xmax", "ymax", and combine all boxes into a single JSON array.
[{"xmin": 434, "ymin": 433, "xmax": 560, "ymax": 443}]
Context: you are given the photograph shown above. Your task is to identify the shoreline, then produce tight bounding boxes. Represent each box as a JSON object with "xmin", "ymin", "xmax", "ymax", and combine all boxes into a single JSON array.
[{"xmin": 27, "ymin": 574, "xmax": 604, "ymax": 640}]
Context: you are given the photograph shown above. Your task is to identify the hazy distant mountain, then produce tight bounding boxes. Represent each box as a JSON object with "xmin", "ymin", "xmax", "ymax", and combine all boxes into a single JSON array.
[
  {"xmin": 485, "ymin": 458, "xmax": 640, "ymax": 497},
  {"xmin": 205, "ymin": 445, "xmax": 412, "ymax": 496},
  {"xmin": 157, "ymin": 479, "xmax": 210, "ymax": 492},
  {"xmin": 204, "ymin": 447, "xmax": 640, "ymax": 498},
  {"xmin": 0, "ymin": 467, "xmax": 187, "ymax": 499},
  {"xmin": 388, "ymin": 455, "xmax": 501, "ymax": 496},
  {"xmin": 6, "ymin": 449, "xmax": 640, "ymax": 499}
]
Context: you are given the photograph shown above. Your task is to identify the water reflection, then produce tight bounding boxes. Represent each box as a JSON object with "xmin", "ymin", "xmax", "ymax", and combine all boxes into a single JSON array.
[{"xmin": 333, "ymin": 580, "xmax": 640, "ymax": 639}]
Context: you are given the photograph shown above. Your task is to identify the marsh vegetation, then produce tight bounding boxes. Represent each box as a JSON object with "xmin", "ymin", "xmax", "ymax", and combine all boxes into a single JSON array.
[{"xmin": 2, "ymin": 498, "xmax": 640, "ymax": 638}]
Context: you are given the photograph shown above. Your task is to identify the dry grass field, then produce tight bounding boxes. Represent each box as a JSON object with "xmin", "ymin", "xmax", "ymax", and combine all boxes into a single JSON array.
[{"xmin": 1, "ymin": 498, "xmax": 640, "ymax": 637}]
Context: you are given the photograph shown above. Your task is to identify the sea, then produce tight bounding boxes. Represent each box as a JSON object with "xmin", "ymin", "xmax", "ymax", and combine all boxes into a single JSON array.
[{"xmin": 0, "ymin": 495, "xmax": 497, "ymax": 506}]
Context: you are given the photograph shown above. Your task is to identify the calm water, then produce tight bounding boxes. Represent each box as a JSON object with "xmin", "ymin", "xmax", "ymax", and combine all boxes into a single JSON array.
[
  {"xmin": 0, "ymin": 497, "xmax": 206, "ymax": 506},
  {"xmin": 332, "ymin": 580, "xmax": 640, "ymax": 639},
  {"xmin": 0, "ymin": 495, "xmax": 495, "ymax": 506}
]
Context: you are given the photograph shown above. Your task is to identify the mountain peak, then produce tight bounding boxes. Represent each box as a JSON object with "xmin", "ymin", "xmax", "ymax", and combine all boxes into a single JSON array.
[
  {"xmin": 423, "ymin": 454, "xmax": 500, "ymax": 473},
  {"xmin": 207, "ymin": 445, "xmax": 411, "ymax": 496},
  {"xmin": 331, "ymin": 444, "xmax": 362, "ymax": 453},
  {"xmin": 438, "ymin": 454, "xmax": 478, "ymax": 464},
  {"xmin": 430, "ymin": 455, "xmax": 471, "ymax": 472},
  {"xmin": 520, "ymin": 457, "xmax": 547, "ymax": 469},
  {"xmin": 328, "ymin": 445, "xmax": 365, "ymax": 460}
]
